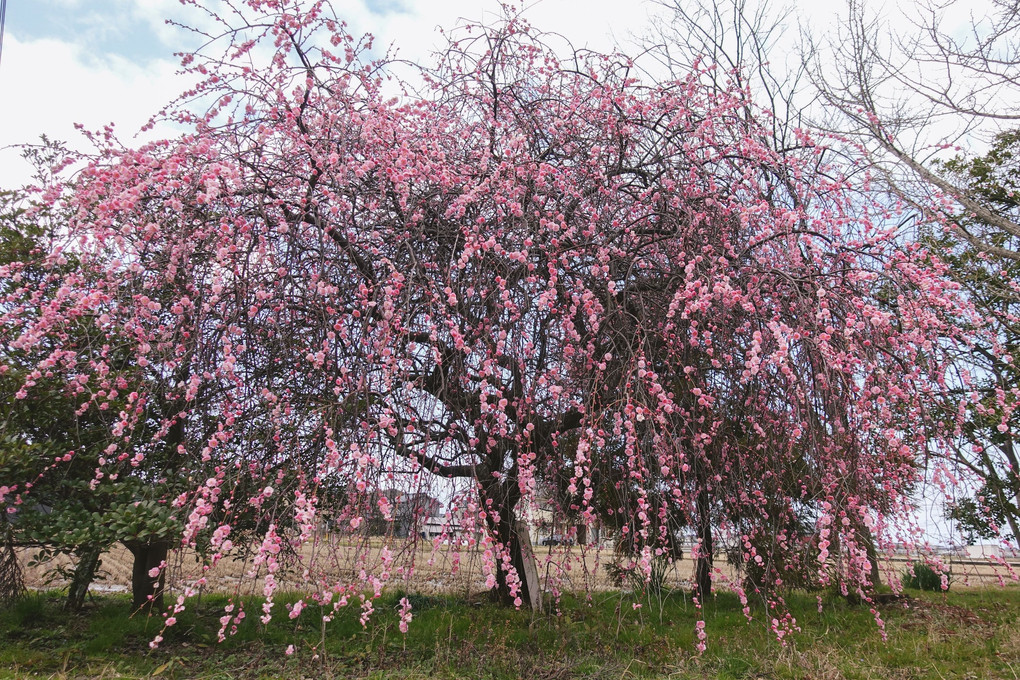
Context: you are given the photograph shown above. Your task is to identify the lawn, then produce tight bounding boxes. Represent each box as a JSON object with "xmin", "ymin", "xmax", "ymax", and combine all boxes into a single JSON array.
[{"xmin": 2, "ymin": 586, "xmax": 1018, "ymax": 679}]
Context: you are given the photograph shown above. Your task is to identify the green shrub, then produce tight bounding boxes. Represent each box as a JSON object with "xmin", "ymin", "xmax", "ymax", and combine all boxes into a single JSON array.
[
  {"xmin": 605, "ymin": 555, "xmax": 671, "ymax": 595},
  {"xmin": 903, "ymin": 562, "xmax": 950, "ymax": 591}
]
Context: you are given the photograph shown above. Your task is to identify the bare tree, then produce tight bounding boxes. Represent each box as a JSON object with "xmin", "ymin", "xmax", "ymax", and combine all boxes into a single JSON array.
[
  {"xmin": 805, "ymin": 0, "xmax": 1020, "ymax": 260},
  {"xmin": 644, "ymin": 0, "xmax": 814, "ymax": 158}
]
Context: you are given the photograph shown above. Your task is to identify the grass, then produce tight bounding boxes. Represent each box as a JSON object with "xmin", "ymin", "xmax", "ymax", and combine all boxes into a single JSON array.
[{"xmin": 1, "ymin": 585, "xmax": 1019, "ymax": 679}]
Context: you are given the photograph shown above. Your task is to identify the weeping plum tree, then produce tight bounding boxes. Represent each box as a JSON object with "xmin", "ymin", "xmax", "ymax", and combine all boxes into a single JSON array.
[{"xmin": 0, "ymin": 0, "xmax": 976, "ymax": 640}]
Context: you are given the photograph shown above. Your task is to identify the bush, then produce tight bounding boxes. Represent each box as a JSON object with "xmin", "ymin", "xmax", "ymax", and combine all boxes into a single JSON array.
[
  {"xmin": 605, "ymin": 556, "xmax": 672, "ymax": 596},
  {"xmin": 903, "ymin": 562, "xmax": 950, "ymax": 591}
]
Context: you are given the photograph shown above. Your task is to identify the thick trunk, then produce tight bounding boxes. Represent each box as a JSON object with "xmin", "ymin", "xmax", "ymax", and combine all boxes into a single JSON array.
[
  {"xmin": 695, "ymin": 484, "xmax": 714, "ymax": 598},
  {"xmin": 481, "ymin": 480, "xmax": 541, "ymax": 610},
  {"xmin": 124, "ymin": 539, "xmax": 168, "ymax": 613},
  {"xmin": 692, "ymin": 459, "xmax": 714, "ymax": 598},
  {"xmin": 65, "ymin": 544, "xmax": 102, "ymax": 612}
]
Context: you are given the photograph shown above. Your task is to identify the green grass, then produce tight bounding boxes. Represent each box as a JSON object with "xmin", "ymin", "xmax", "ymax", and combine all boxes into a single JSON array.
[{"xmin": 1, "ymin": 586, "xmax": 1019, "ymax": 678}]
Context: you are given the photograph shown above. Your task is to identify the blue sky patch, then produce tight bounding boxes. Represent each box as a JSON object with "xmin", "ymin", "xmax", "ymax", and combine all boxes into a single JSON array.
[
  {"xmin": 9, "ymin": 0, "xmax": 174, "ymax": 65},
  {"xmin": 362, "ymin": 0, "xmax": 410, "ymax": 17}
]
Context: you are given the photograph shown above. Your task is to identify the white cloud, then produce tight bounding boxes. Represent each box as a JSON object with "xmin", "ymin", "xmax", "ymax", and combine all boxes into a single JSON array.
[
  {"xmin": 344, "ymin": 0, "xmax": 655, "ymax": 62},
  {"xmin": 118, "ymin": 0, "xmax": 216, "ymax": 50},
  {"xmin": 0, "ymin": 33, "xmax": 190, "ymax": 189}
]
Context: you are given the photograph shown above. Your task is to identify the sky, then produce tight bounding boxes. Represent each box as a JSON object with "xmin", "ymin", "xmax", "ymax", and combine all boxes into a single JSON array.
[
  {"xmin": 0, "ymin": 0, "xmax": 639, "ymax": 187},
  {"xmin": 0, "ymin": 0, "xmax": 997, "ymax": 189},
  {"xmin": 0, "ymin": 0, "xmax": 852, "ymax": 189}
]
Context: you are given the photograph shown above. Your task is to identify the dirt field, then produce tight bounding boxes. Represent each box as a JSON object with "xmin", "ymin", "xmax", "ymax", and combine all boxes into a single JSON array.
[{"xmin": 17, "ymin": 538, "xmax": 1020, "ymax": 599}]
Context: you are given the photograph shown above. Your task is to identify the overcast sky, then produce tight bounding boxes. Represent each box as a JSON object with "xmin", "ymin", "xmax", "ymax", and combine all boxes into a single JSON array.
[
  {"xmin": 0, "ymin": 0, "xmax": 996, "ymax": 188},
  {"xmin": 0, "ymin": 0, "xmax": 855, "ymax": 189}
]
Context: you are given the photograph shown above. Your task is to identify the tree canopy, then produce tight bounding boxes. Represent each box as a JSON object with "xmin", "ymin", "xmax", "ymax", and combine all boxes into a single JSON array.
[{"xmin": 0, "ymin": 0, "xmax": 988, "ymax": 645}]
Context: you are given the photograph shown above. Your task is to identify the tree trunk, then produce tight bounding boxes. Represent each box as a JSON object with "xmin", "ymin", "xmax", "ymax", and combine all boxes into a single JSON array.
[
  {"xmin": 480, "ymin": 479, "xmax": 542, "ymax": 610},
  {"xmin": 65, "ymin": 544, "xmax": 102, "ymax": 612},
  {"xmin": 124, "ymin": 539, "xmax": 168, "ymax": 613},
  {"xmin": 694, "ymin": 484, "xmax": 713, "ymax": 598},
  {"xmin": 0, "ymin": 519, "xmax": 24, "ymax": 604}
]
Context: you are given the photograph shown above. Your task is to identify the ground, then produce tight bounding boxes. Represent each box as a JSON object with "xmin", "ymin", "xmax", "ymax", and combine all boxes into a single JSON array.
[
  {"xmin": 7, "ymin": 540, "xmax": 1020, "ymax": 678},
  {"xmin": 3, "ymin": 554, "xmax": 1020, "ymax": 679}
]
